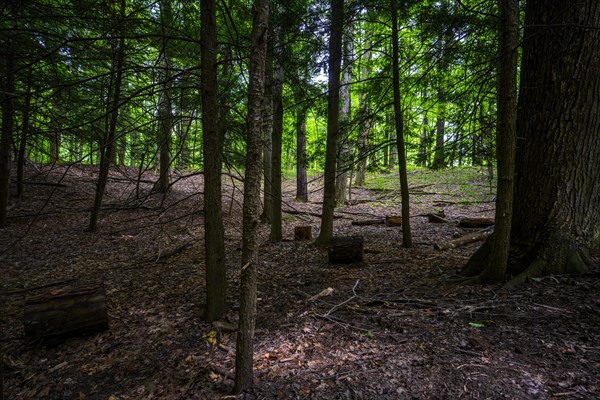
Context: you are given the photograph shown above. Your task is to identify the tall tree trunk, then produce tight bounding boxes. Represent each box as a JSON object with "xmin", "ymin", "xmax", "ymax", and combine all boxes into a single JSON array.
[
  {"xmin": 391, "ymin": 0, "xmax": 412, "ymax": 248},
  {"xmin": 270, "ymin": 26, "xmax": 284, "ymax": 241},
  {"xmin": 295, "ymin": 98, "xmax": 308, "ymax": 201},
  {"xmin": 0, "ymin": 13, "xmax": 16, "ymax": 226},
  {"xmin": 464, "ymin": 0, "xmax": 600, "ymax": 283},
  {"xmin": 388, "ymin": 128, "xmax": 397, "ymax": 169},
  {"xmin": 417, "ymin": 115, "xmax": 428, "ymax": 167},
  {"xmin": 234, "ymin": 0, "xmax": 268, "ymax": 393},
  {"xmin": 432, "ymin": 112, "xmax": 445, "ymax": 169},
  {"xmin": 201, "ymin": 0, "xmax": 226, "ymax": 322},
  {"xmin": 316, "ymin": 0, "xmax": 344, "ymax": 244},
  {"xmin": 354, "ymin": 42, "xmax": 371, "ymax": 187},
  {"xmin": 472, "ymin": 0, "xmax": 519, "ymax": 283},
  {"xmin": 88, "ymin": 0, "xmax": 126, "ymax": 232},
  {"xmin": 156, "ymin": 0, "xmax": 174, "ymax": 193},
  {"xmin": 335, "ymin": 28, "xmax": 353, "ymax": 205},
  {"xmin": 17, "ymin": 73, "xmax": 32, "ymax": 200},
  {"xmin": 260, "ymin": 48, "xmax": 273, "ymax": 223}
]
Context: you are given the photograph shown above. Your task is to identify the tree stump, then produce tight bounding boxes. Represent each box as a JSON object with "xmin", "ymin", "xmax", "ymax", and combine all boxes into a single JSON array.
[
  {"xmin": 328, "ymin": 236, "xmax": 364, "ymax": 264},
  {"xmin": 294, "ymin": 225, "xmax": 312, "ymax": 240},
  {"xmin": 23, "ymin": 284, "xmax": 109, "ymax": 343},
  {"xmin": 385, "ymin": 216, "xmax": 402, "ymax": 226}
]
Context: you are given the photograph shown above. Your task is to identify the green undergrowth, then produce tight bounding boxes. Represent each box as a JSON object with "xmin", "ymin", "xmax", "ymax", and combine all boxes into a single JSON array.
[{"xmin": 361, "ymin": 166, "xmax": 496, "ymax": 204}]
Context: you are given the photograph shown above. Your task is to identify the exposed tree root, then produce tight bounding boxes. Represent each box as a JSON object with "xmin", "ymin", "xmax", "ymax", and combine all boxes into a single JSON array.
[{"xmin": 460, "ymin": 233, "xmax": 595, "ymax": 287}]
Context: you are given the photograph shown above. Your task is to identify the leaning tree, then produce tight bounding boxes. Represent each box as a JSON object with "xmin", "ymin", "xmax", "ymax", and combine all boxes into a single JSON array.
[{"xmin": 464, "ymin": 0, "xmax": 600, "ymax": 283}]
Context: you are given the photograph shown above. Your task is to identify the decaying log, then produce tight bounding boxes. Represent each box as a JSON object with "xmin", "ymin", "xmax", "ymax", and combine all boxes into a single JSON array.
[
  {"xmin": 385, "ymin": 216, "xmax": 402, "ymax": 226},
  {"xmin": 294, "ymin": 225, "xmax": 312, "ymax": 240},
  {"xmin": 434, "ymin": 227, "xmax": 493, "ymax": 251},
  {"xmin": 351, "ymin": 218, "xmax": 384, "ymax": 226},
  {"xmin": 23, "ymin": 284, "xmax": 109, "ymax": 343},
  {"xmin": 427, "ymin": 213, "xmax": 448, "ymax": 223},
  {"xmin": 328, "ymin": 236, "xmax": 364, "ymax": 264},
  {"xmin": 457, "ymin": 217, "xmax": 495, "ymax": 228}
]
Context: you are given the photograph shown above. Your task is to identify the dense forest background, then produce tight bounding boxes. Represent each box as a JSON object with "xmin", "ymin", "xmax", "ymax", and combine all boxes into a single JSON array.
[{"xmin": 0, "ymin": 0, "xmax": 498, "ymax": 192}]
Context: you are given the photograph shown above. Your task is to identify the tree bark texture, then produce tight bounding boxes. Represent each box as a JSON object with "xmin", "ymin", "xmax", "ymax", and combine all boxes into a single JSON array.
[
  {"xmin": 391, "ymin": 0, "xmax": 412, "ymax": 248},
  {"xmin": 316, "ymin": 0, "xmax": 344, "ymax": 244},
  {"xmin": 465, "ymin": 0, "xmax": 600, "ymax": 282},
  {"xmin": 235, "ymin": 0, "xmax": 268, "ymax": 393},
  {"xmin": 335, "ymin": 28, "xmax": 353, "ymax": 205},
  {"xmin": 479, "ymin": 0, "xmax": 519, "ymax": 283},
  {"xmin": 201, "ymin": 0, "xmax": 226, "ymax": 322},
  {"xmin": 270, "ymin": 25, "xmax": 284, "ymax": 241},
  {"xmin": 260, "ymin": 44, "xmax": 273, "ymax": 222}
]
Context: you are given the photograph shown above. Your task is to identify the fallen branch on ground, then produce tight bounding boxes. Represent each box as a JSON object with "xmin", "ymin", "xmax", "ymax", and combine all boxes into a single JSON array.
[{"xmin": 434, "ymin": 226, "xmax": 494, "ymax": 251}]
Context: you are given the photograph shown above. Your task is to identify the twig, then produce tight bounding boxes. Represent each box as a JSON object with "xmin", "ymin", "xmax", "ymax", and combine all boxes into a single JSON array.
[{"xmin": 322, "ymin": 280, "xmax": 360, "ymax": 317}]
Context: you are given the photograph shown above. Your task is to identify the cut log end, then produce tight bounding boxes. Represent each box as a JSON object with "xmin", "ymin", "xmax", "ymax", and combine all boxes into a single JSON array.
[
  {"xmin": 328, "ymin": 236, "xmax": 364, "ymax": 264},
  {"xmin": 385, "ymin": 216, "xmax": 402, "ymax": 226},
  {"xmin": 294, "ymin": 225, "xmax": 312, "ymax": 240}
]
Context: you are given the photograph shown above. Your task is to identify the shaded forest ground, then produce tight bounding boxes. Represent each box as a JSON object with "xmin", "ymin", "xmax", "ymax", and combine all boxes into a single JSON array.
[{"xmin": 1, "ymin": 163, "xmax": 599, "ymax": 399}]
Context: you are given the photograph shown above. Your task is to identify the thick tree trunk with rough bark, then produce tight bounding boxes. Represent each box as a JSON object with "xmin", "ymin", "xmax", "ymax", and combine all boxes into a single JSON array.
[
  {"xmin": 201, "ymin": 0, "xmax": 226, "ymax": 322},
  {"xmin": 235, "ymin": 0, "xmax": 268, "ymax": 393},
  {"xmin": 464, "ymin": 0, "xmax": 600, "ymax": 283},
  {"xmin": 316, "ymin": 0, "xmax": 344, "ymax": 245}
]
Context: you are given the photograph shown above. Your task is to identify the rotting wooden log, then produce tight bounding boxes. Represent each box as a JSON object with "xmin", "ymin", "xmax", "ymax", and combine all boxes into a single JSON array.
[
  {"xmin": 385, "ymin": 216, "xmax": 402, "ymax": 226},
  {"xmin": 294, "ymin": 225, "xmax": 312, "ymax": 240},
  {"xmin": 23, "ymin": 284, "xmax": 108, "ymax": 343},
  {"xmin": 328, "ymin": 236, "xmax": 364, "ymax": 264},
  {"xmin": 351, "ymin": 218, "xmax": 384, "ymax": 226},
  {"xmin": 457, "ymin": 217, "xmax": 495, "ymax": 228},
  {"xmin": 434, "ymin": 227, "xmax": 493, "ymax": 251},
  {"xmin": 427, "ymin": 213, "xmax": 448, "ymax": 223}
]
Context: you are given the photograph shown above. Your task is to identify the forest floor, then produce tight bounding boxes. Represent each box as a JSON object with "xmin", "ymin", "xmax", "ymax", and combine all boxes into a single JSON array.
[{"xmin": 1, "ymin": 163, "xmax": 599, "ymax": 400}]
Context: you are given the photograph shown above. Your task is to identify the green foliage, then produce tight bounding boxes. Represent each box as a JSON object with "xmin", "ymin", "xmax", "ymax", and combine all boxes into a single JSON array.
[{"xmin": 3, "ymin": 0, "xmax": 505, "ymax": 174}]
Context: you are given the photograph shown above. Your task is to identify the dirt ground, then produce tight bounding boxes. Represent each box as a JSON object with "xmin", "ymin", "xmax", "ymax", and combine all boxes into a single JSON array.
[{"xmin": 1, "ymin": 164, "xmax": 599, "ymax": 399}]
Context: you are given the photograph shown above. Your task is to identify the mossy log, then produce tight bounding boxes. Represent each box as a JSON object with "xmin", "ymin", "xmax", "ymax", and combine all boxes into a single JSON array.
[
  {"xmin": 23, "ymin": 284, "xmax": 108, "ymax": 343},
  {"xmin": 328, "ymin": 236, "xmax": 364, "ymax": 264}
]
